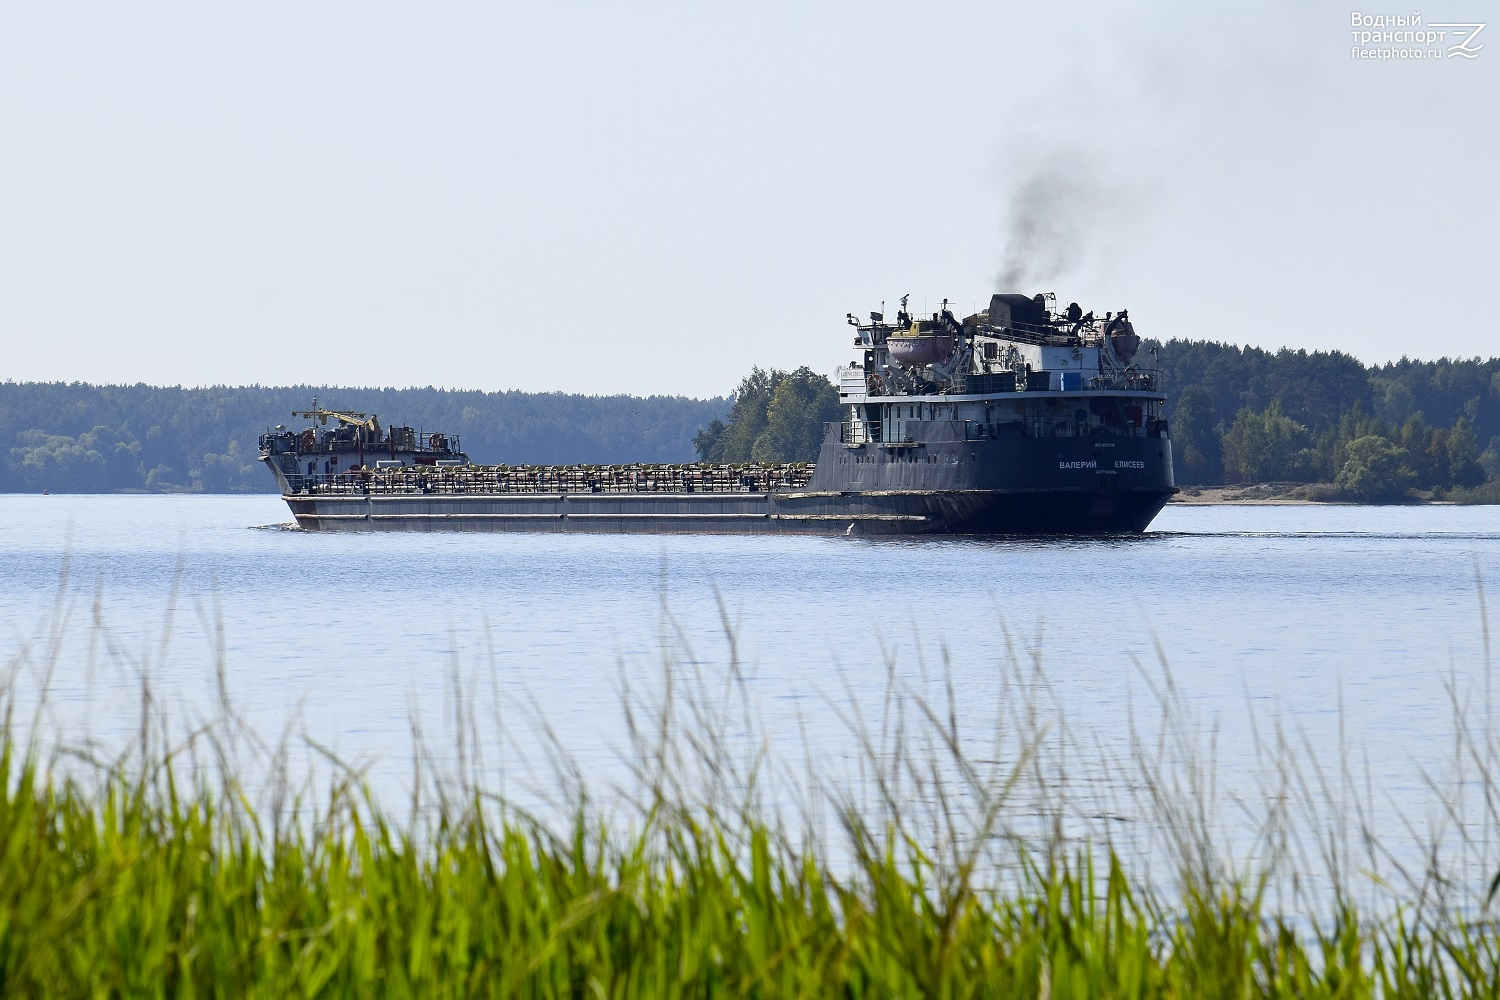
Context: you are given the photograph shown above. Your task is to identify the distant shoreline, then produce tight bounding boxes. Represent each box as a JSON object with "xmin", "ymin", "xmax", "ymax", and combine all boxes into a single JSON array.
[{"xmin": 1170, "ymin": 483, "xmax": 1453, "ymax": 506}]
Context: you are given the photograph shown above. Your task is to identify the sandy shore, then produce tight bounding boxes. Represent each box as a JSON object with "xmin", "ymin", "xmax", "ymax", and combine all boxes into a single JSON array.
[
  {"xmin": 1170, "ymin": 483, "xmax": 1452, "ymax": 505},
  {"xmin": 1170, "ymin": 483, "xmax": 1342, "ymax": 505}
]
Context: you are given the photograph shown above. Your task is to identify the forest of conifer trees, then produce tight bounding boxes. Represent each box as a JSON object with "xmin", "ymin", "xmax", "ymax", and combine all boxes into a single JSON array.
[
  {"xmin": 0, "ymin": 384, "xmax": 726, "ymax": 493},
  {"xmin": 1154, "ymin": 341, "xmax": 1500, "ymax": 499}
]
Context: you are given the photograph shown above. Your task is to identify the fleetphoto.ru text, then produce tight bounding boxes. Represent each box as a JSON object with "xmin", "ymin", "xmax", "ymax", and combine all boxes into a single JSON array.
[{"xmin": 1351, "ymin": 11, "xmax": 1485, "ymax": 60}]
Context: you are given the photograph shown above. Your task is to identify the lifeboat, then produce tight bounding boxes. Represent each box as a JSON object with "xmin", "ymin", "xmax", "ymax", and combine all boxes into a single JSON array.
[
  {"xmin": 886, "ymin": 320, "xmax": 954, "ymax": 367},
  {"xmin": 1105, "ymin": 312, "xmax": 1140, "ymax": 364}
]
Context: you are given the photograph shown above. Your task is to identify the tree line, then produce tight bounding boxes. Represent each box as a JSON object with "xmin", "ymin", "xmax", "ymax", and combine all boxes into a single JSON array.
[
  {"xmin": 0, "ymin": 383, "xmax": 726, "ymax": 493},
  {"xmin": 7, "ymin": 342, "xmax": 1500, "ymax": 499},
  {"xmin": 1155, "ymin": 341, "xmax": 1500, "ymax": 500}
]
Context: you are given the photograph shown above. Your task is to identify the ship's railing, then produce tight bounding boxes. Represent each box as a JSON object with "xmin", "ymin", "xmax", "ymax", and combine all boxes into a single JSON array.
[
  {"xmin": 840, "ymin": 420, "xmax": 882, "ymax": 445},
  {"xmin": 1086, "ymin": 369, "xmax": 1162, "ymax": 392},
  {"xmin": 980, "ymin": 319, "xmax": 1069, "ymax": 347},
  {"xmin": 959, "ymin": 420, "xmax": 1170, "ymax": 442},
  {"xmin": 260, "ymin": 429, "xmax": 462, "ymax": 457},
  {"xmin": 951, "ymin": 368, "xmax": 1162, "ymax": 394},
  {"xmin": 855, "ymin": 367, "xmax": 1163, "ymax": 398},
  {"xmin": 263, "ymin": 441, "xmax": 463, "ymax": 458},
  {"xmin": 288, "ymin": 462, "xmax": 817, "ymax": 496},
  {"xmin": 837, "ymin": 417, "xmax": 1169, "ymax": 445},
  {"xmin": 976, "ymin": 317, "xmax": 1137, "ymax": 350}
]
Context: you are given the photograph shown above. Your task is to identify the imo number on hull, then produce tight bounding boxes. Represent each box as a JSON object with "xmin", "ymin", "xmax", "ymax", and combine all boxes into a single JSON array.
[{"xmin": 258, "ymin": 292, "xmax": 1177, "ymax": 534}]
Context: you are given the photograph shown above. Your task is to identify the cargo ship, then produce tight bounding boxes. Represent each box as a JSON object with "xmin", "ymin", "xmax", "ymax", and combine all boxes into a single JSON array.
[{"xmin": 259, "ymin": 292, "xmax": 1176, "ymax": 534}]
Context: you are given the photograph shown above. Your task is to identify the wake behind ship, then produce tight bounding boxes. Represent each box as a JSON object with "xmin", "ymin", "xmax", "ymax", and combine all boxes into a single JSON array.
[{"xmin": 259, "ymin": 292, "xmax": 1176, "ymax": 534}]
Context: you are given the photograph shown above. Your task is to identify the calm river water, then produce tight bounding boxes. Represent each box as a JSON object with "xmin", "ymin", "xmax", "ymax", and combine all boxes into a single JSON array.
[{"xmin": 2, "ymin": 494, "xmax": 1498, "ymax": 877}]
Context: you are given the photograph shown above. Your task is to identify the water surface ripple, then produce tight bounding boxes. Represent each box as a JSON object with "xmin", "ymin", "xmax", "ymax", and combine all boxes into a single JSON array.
[{"xmin": 1, "ymin": 495, "xmax": 1496, "ymax": 869}]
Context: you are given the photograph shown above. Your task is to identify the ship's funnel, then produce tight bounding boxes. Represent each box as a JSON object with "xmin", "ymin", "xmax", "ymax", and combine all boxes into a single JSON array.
[{"xmin": 986, "ymin": 293, "xmax": 1048, "ymax": 330}]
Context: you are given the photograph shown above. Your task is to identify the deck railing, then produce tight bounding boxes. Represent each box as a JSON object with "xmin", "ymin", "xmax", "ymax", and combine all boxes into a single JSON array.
[
  {"xmin": 839, "ymin": 419, "xmax": 1170, "ymax": 445},
  {"xmin": 290, "ymin": 462, "xmax": 816, "ymax": 497},
  {"xmin": 953, "ymin": 369, "xmax": 1163, "ymax": 394},
  {"xmin": 857, "ymin": 368, "xmax": 1163, "ymax": 398},
  {"xmin": 840, "ymin": 420, "xmax": 882, "ymax": 445}
]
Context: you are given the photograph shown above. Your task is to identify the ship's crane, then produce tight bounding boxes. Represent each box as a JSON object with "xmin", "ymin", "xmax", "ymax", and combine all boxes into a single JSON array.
[
  {"xmin": 291, "ymin": 403, "xmax": 383, "ymax": 437},
  {"xmin": 290, "ymin": 400, "xmax": 385, "ymax": 469}
]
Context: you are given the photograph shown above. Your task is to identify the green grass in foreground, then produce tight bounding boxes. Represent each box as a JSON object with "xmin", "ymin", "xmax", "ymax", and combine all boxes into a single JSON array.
[
  {"xmin": 0, "ymin": 735, "xmax": 1495, "ymax": 998},
  {"xmin": 6, "ymin": 592, "xmax": 1500, "ymax": 998}
]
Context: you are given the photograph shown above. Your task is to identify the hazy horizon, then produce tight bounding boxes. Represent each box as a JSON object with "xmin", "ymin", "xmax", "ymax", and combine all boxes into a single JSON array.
[{"xmin": 2, "ymin": 1, "xmax": 1494, "ymax": 396}]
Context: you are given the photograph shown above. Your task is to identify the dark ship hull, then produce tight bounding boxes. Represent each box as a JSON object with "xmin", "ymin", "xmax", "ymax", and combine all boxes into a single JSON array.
[{"xmin": 278, "ymin": 428, "xmax": 1174, "ymax": 536}]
